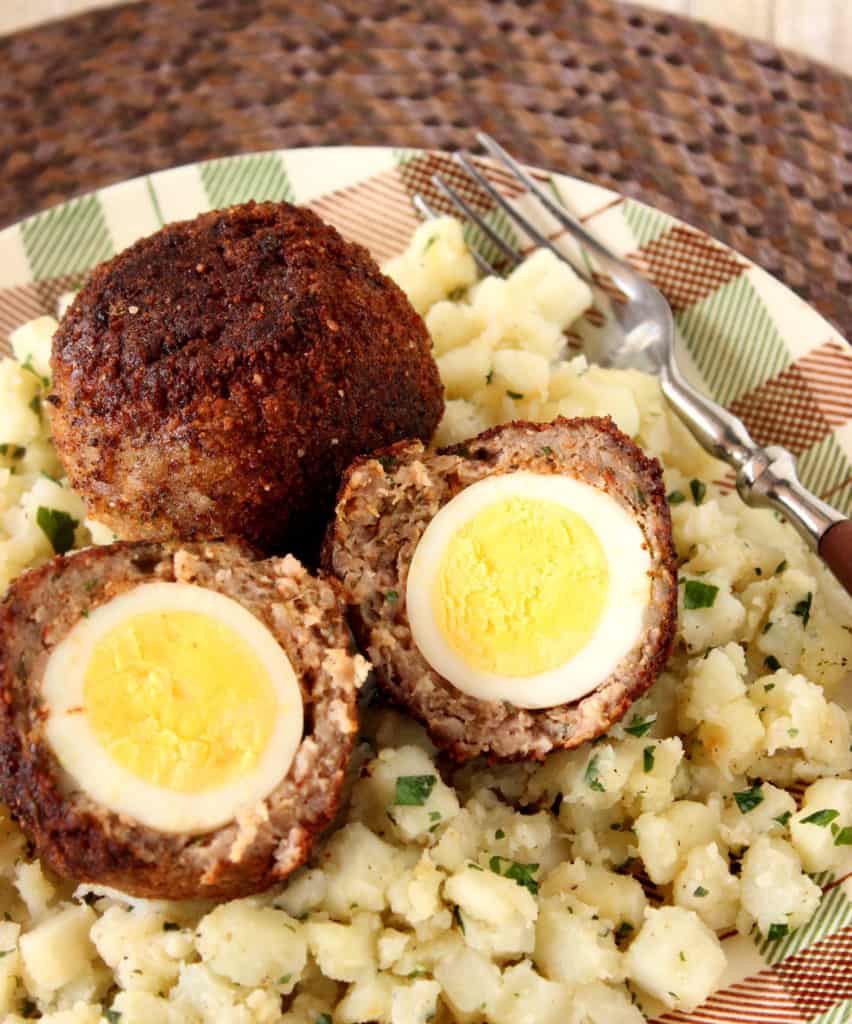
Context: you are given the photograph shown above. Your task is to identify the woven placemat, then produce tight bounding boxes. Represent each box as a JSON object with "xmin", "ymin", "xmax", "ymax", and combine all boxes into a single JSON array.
[{"xmin": 1, "ymin": 0, "xmax": 849, "ymax": 337}]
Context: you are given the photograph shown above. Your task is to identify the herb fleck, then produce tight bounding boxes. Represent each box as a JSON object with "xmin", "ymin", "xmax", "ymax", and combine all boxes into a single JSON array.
[
  {"xmin": 584, "ymin": 755, "xmax": 605, "ymax": 792},
  {"xmin": 394, "ymin": 775, "xmax": 437, "ymax": 806},
  {"xmin": 775, "ymin": 560, "xmax": 788, "ymax": 574},
  {"xmin": 385, "ymin": 590, "xmax": 399, "ymax": 602},
  {"xmin": 693, "ymin": 886, "xmax": 708, "ymax": 897},
  {"xmin": 801, "ymin": 808, "xmax": 839, "ymax": 827},
  {"xmin": 690, "ymin": 479, "xmax": 706, "ymax": 505},
  {"xmin": 489, "ymin": 856, "xmax": 540, "ymax": 895},
  {"xmin": 452, "ymin": 905, "xmax": 465, "ymax": 933},
  {"xmin": 774, "ymin": 811, "xmax": 792, "ymax": 827},
  {"xmin": 378, "ymin": 454, "xmax": 398, "ymax": 473},
  {"xmin": 667, "ymin": 490, "xmax": 686, "ymax": 505},
  {"xmin": 614, "ymin": 921, "xmax": 634, "ymax": 941},
  {"xmin": 277, "ymin": 974, "xmax": 292, "ymax": 985},
  {"xmin": 834, "ymin": 827, "xmax": 852, "ymax": 846},
  {"xmin": 506, "ymin": 390, "xmax": 524, "ymax": 400},
  {"xmin": 36, "ymin": 506, "xmax": 78, "ymax": 554},
  {"xmin": 767, "ymin": 923, "xmax": 788, "ymax": 942},
  {"xmin": 734, "ymin": 781, "xmax": 764, "ymax": 814},
  {"xmin": 625, "ymin": 713, "xmax": 657, "ymax": 737},
  {"xmin": 792, "ymin": 592, "xmax": 812, "ymax": 628},
  {"xmin": 643, "ymin": 746, "xmax": 655, "ymax": 773},
  {"xmin": 163, "ymin": 922, "xmax": 180, "ymax": 931},
  {"xmin": 683, "ymin": 579, "xmax": 719, "ymax": 610},
  {"xmin": 495, "ymin": 829, "xmax": 505, "ymax": 839},
  {"xmin": 764, "ymin": 655, "xmax": 781, "ymax": 672}
]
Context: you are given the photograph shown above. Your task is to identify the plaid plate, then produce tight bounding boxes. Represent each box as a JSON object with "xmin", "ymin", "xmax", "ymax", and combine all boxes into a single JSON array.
[{"xmin": 0, "ymin": 147, "xmax": 850, "ymax": 1022}]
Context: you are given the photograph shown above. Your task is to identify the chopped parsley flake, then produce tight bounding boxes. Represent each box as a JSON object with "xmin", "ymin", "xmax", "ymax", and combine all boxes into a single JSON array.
[
  {"xmin": 776, "ymin": 560, "xmax": 788, "ymax": 574},
  {"xmin": 767, "ymin": 923, "xmax": 788, "ymax": 942},
  {"xmin": 774, "ymin": 811, "xmax": 792, "ymax": 827},
  {"xmin": 378, "ymin": 454, "xmax": 398, "ymax": 473},
  {"xmin": 693, "ymin": 886, "xmax": 708, "ymax": 897},
  {"xmin": 277, "ymin": 974, "xmax": 292, "ymax": 985},
  {"xmin": 394, "ymin": 775, "xmax": 437, "ymax": 806},
  {"xmin": 489, "ymin": 856, "xmax": 540, "ymax": 895},
  {"xmin": 625, "ymin": 713, "xmax": 657, "ymax": 737},
  {"xmin": 834, "ymin": 827, "xmax": 852, "ymax": 846},
  {"xmin": 734, "ymin": 781, "xmax": 764, "ymax": 814},
  {"xmin": 36, "ymin": 506, "xmax": 78, "ymax": 555},
  {"xmin": 163, "ymin": 922, "xmax": 180, "ymax": 931},
  {"xmin": 316, "ymin": 1015, "xmax": 332, "ymax": 1024},
  {"xmin": 683, "ymin": 579, "xmax": 719, "ymax": 610},
  {"xmin": 452, "ymin": 905, "xmax": 465, "ymax": 933},
  {"xmin": 506, "ymin": 390, "xmax": 524, "ymax": 400},
  {"xmin": 495, "ymin": 829, "xmax": 505, "ymax": 839},
  {"xmin": 801, "ymin": 808, "xmax": 839, "ymax": 827},
  {"xmin": 584, "ymin": 755, "xmax": 605, "ymax": 792},
  {"xmin": 643, "ymin": 746, "xmax": 655, "ymax": 773},
  {"xmin": 614, "ymin": 921, "xmax": 634, "ymax": 941},
  {"xmin": 792, "ymin": 592, "xmax": 813, "ymax": 628},
  {"xmin": 667, "ymin": 490, "xmax": 686, "ymax": 505},
  {"xmin": 385, "ymin": 590, "xmax": 399, "ymax": 602},
  {"xmin": 764, "ymin": 655, "xmax": 781, "ymax": 672},
  {"xmin": 550, "ymin": 791, "xmax": 563, "ymax": 816},
  {"xmin": 635, "ymin": 487, "xmax": 647, "ymax": 507},
  {"xmin": 689, "ymin": 479, "xmax": 706, "ymax": 505},
  {"xmin": 29, "ymin": 395, "xmax": 41, "ymax": 418},
  {"xmin": 762, "ymin": 620, "xmax": 773, "ymax": 634},
  {"xmin": 539, "ymin": 445, "xmax": 553, "ymax": 456}
]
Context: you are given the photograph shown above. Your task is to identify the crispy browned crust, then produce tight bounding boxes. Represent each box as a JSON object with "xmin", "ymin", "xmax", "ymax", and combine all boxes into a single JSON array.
[
  {"xmin": 0, "ymin": 541, "xmax": 365, "ymax": 899},
  {"xmin": 324, "ymin": 417, "xmax": 678, "ymax": 762},
  {"xmin": 48, "ymin": 200, "xmax": 443, "ymax": 559}
]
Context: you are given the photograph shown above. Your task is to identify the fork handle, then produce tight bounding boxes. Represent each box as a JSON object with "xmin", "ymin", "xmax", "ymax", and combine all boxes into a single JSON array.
[{"xmin": 819, "ymin": 520, "xmax": 852, "ymax": 597}]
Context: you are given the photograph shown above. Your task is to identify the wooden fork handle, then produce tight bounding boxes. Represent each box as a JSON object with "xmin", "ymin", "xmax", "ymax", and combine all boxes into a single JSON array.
[{"xmin": 819, "ymin": 520, "xmax": 852, "ymax": 598}]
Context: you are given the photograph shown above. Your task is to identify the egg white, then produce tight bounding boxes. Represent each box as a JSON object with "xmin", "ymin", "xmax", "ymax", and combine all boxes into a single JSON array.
[
  {"xmin": 43, "ymin": 582, "xmax": 303, "ymax": 834},
  {"xmin": 406, "ymin": 471, "xmax": 652, "ymax": 709}
]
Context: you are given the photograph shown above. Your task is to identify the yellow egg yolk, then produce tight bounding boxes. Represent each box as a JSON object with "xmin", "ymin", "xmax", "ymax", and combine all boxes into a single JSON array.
[
  {"xmin": 433, "ymin": 496, "xmax": 610, "ymax": 677},
  {"xmin": 83, "ymin": 610, "xmax": 277, "ymax": 793}
]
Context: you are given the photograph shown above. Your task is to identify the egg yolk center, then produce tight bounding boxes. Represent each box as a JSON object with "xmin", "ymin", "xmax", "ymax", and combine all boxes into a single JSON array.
[
  {"xmin": 83, "ymin": 610, "xmax": 277, "ymax": 793},
  {"xmin": 434, "ymin": 495, "xmax": 610, "ymax": 677}
]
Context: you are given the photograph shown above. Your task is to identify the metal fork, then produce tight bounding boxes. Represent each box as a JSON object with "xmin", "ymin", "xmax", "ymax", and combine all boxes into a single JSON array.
[{"xmin": 417, "ymin": 132, "xmax": 852, "ymax": 597}]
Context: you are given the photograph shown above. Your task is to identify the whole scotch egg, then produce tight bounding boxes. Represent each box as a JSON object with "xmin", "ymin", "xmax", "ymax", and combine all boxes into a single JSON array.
[
  {"xmin": 325, "ymin": 417, "xmax": 677, "ymax": 761},
  {"xmin": 0, "ymin": 541, "xmax": 367, "ymax": 899}
]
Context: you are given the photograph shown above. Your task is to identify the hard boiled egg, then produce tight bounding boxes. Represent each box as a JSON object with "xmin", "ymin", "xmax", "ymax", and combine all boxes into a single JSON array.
[
  {"xmin": 43, "ymin": 582, "xmax": 303, "ymax": 834},
  {"xmin": 406, "ymin": 471, "xmax": 651, "ymax": 708}
]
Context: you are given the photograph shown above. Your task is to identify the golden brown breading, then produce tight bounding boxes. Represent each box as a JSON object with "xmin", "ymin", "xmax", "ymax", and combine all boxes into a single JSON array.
[{"xmin": 48, "ymin": 201, "xmax": 443, "ymax": 559}]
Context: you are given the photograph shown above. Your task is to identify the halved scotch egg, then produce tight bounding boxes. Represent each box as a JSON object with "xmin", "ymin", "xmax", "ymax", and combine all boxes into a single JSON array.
[
  {"xmin": 0, "ymin": 541, "xmax": 368, "ymax": 899},
  {"xmin": 325, "ymin": 417, "xmax": 677, "ymax": 761}
]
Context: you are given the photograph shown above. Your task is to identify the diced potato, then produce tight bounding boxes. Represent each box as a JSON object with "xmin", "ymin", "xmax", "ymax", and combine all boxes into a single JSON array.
[
  {"xmin": 790, "ymin": 778, "xmax": 852, "ymax": 873},
  {"xmin": 196, "ymin": 900, "xmax": 306, "ymax": 989},
  {"xmin": 738, "ymin": 836, "xmax": 821, "ymax": 937},
  {"xmin": 390, "ymin": 978, "xmax": 440, "ymax": 1024},
  {"xmin": 387, "ymin": 854, "xmax": 445, "ymax": 925},
  {"xmin": 354, "ymin": 745, "xmax": 459, "ymax": 845},
  {"xmin": 9, "ymin": 316, "xmax": 57, "ymax": 382},
  {"xmin": 91, "ymin": 905, "xmax": 187, "ymax": 994},
  {"xmin": 720, "ymin": 781, "xmax": 796, "ymax": 849},
  {"xmin": 491, "ymin": 349, "xmax": 550, "ymax": 401},
  {"xmin": 534, "ymin": 898, "xmax": 622, "ymax": 986},
  {"xmin": 306, "ymin": 913, "xmax": 379, "ymax": 983},
  {"xmin": 625, "ymin": 906, "xmax": 726, "ymax": 1012},
  {"xmin": 434, "ymin": 399, "xmax": 490, "ymax": 447},
  {"xmin": 337, "ymin": 973, "xmax": 394, "ymax": 1024},
  {"xmin": 443, "ymin": 865, "xmax": 537, "ymax": 957},
  {"xmin": 573, "ymin": 981, "xmax": 647, "ymax": 1024},
  {"xmin": 673, "ymin": 843, "xmax": 740, "ymax": 931},
  {"xmin": 318, "ymin": 823, "xmax": 404, "ymax": 917},
  {"xmin": 540, "ymin": 861, "xmax": 646, "ymax": 935},
  {"xmin": 434, "ymin": 945, "xmax": 501, "ymax": 1020},
  {"xmin": 19, "ymin": 903, "xmax": 97, "ymax": 994},
  {"xmin": 14, "ymin": 861, "xmax": 55, "ymax": 923},
  {"xmin": 635, "ymin": 801, "xmax": 720, "ymax": 885},
  {"xmin": 272, "ymin": 867, "xmax": 327, "ymax": 919},
  {"xmin": 110, "ymin": 991, "xmax": 182, "ymax": 1024},
  {"xmin": 490, "ymin": 960, "xmax": 574, "ymax": 1024}
]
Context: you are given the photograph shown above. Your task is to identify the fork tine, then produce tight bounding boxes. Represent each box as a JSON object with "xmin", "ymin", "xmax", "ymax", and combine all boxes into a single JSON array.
[
  {"xmin": 432, "ymin": 175, "xmax": 522, "ymax": 273},
  {"xmin": 476, "ymin": 132, "xmax": 620, "ymax": 266},
  {"xmin": 452, "ymin": 152, "xmax": 593, "ymax": 285},
  {"xmin": 413, "ymin": 192, "xmax": 496, "ymax": 276}
]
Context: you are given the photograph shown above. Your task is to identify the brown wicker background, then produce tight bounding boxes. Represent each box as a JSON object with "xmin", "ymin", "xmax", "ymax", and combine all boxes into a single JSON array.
[{"xmin": 1, "ymin": 0, "xmax": 850, "ymax": 337}]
